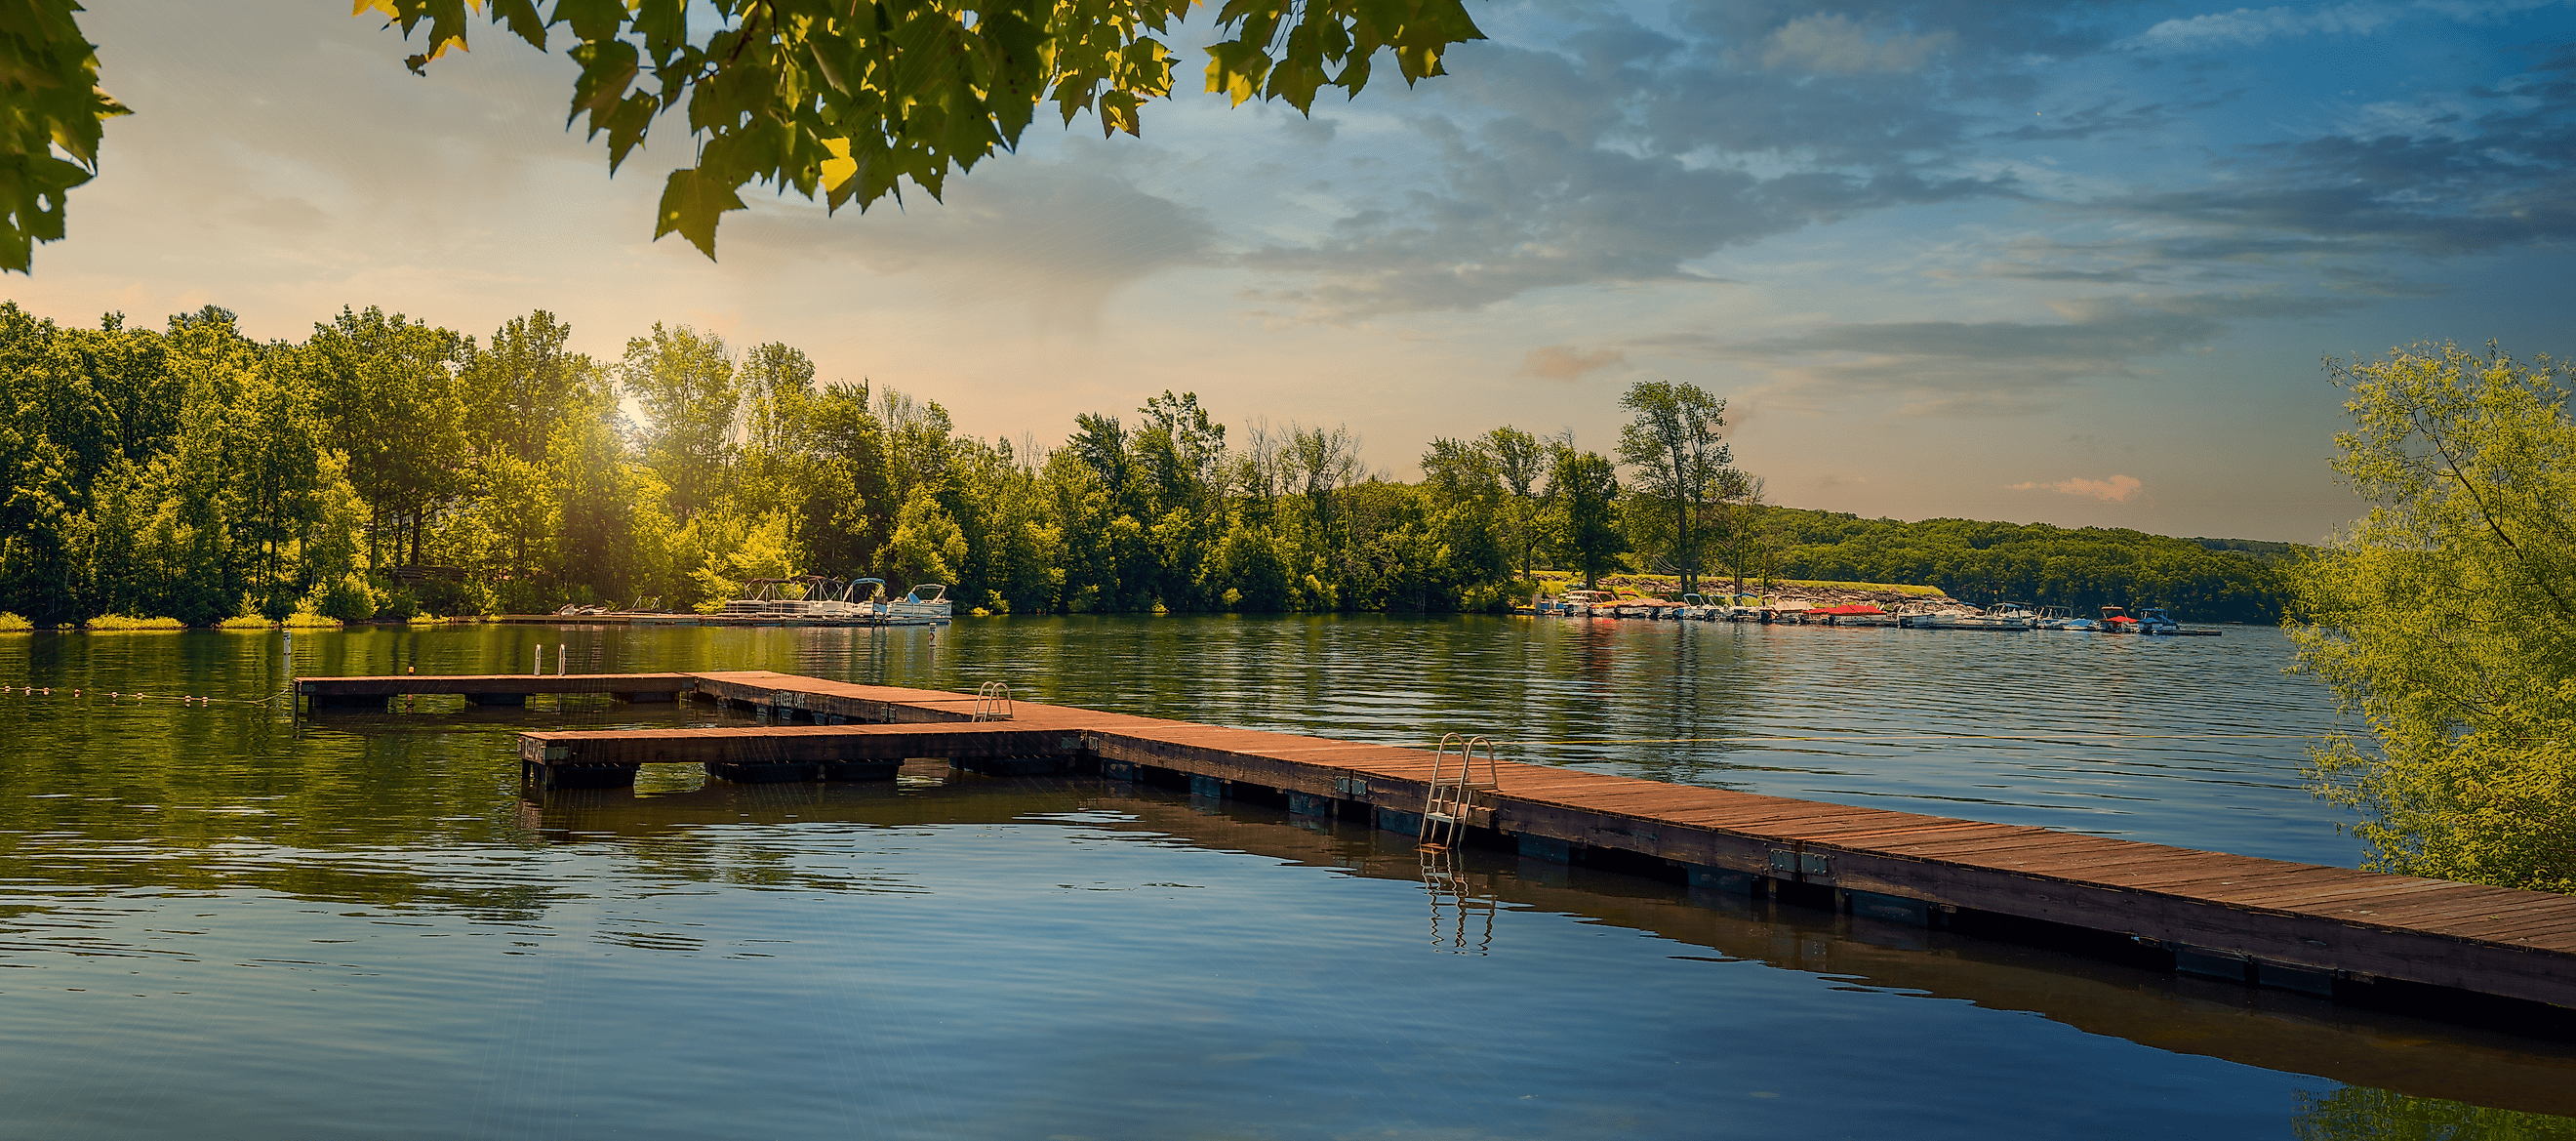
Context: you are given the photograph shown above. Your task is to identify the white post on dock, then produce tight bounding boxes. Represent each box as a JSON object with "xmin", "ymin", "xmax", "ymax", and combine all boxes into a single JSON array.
[
  {"xmin": 557, "ymin": 644, "xmax": 567, "ymax": 676},
  {"xmin": 533, "ymin": 644, "xmax": 543, "ymax": 676}
]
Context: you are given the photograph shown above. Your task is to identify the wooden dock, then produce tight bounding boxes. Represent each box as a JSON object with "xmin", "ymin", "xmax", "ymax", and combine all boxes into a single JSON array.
[
  {"xmin": 297, "ymin": 672, "xmax": 691, "ymax": 707},
  {"xmin": 302, "ymin": 669, "xmax": 2576, "ymax": 1013}
]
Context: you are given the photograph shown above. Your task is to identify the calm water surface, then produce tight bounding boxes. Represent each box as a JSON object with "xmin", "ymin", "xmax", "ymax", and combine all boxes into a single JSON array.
[{"xmin": 2, "ymin": 618, "xmax": 2570, "ymax": 1139}]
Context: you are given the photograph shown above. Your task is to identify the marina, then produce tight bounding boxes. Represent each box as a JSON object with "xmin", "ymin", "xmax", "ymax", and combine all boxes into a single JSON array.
[
  {"xmin": 524, "ymin": 578, "xmax": 956, "ymax": 628},
  {"xmin": 1531, "ymin": 591, "xmax": 2228, "ymax": 634},
  {"xmin": 297, "ymin": 667, "xmax": 2576, "ymax": 1014}
]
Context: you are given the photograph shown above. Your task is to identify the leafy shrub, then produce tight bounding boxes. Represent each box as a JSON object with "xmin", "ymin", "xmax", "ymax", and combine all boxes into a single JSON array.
[
  {"xmin": 0, "ymin": 612, "xmax": 30, "ymax": 632},
  {"xmin": 378, "ymin": 589, "xmax": 421, "ymax": 622},
  {"xmin": 305, "ymin": 573, "xmax": 378, "ymax": 623},
  {"xmin": 281, "ymin": 611, "xmax": 341, "ymax": 629},
  {"xmin": 216, "ymin": 615, "xmax": 273, "ymax": 630},
  {"xmin": 85, "ymin": 615, "xmax": 185, "ymax": 631}
]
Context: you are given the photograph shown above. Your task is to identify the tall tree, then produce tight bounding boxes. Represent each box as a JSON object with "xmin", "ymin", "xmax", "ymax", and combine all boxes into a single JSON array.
[
  {"xmin": 462, "ymin": 310, "xmax": 583, "ymax": 464},
  {"xmin": 621, "ymin": 323, "xmax": 740, "ymax": 525},
  {"xmin": 1479, "ymin": 426, "xmax": 1552, "ymax": 585},
  {"xmin": 1616, "ymin": 381, "xmax": 1731, "ymax": 595},
  {"xmin": 307, "ymin": 306, "xmax": 469, "ymax": 569},
  {"xmin": 1550, "ymin": 445, "xmax": 1622, "ymax": 590}
]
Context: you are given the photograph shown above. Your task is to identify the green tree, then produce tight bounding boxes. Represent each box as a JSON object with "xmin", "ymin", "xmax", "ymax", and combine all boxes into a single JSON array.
[
  {"xmin": 884, "ymin": 485, "xmax": 966, "ymax": 587},
  {"xmin": 1616, "ymin": 380, "xmax": 1731, "ymax": 595},
  {"xmin": 1549, "ymin": 445, "xmax": 1621, "ymax": 590},
  {"xmin": 462, "ymin": 310, "xmax": 584, "ymax": 464},
  {"xmin": 1479, "ymin": 426, "xmax": 1552, "ymax": 585},
  {"xmin": 2288, "ymin": 343, "xmax": 2575, "ymax": 894},
  {"xmin": 621, "ymin": 323, "xmax": 740, "ymax": 525},
  {"xmin": 552, "ymin": 375, "xmax": 648, "ymax": 607},
  {"xmin": 307, "ymin": 306, "xmax": 470, "ymax": 569},
  {"xmin": 802, "ymin": 381, "xmax": 892, "ymax": 572}
]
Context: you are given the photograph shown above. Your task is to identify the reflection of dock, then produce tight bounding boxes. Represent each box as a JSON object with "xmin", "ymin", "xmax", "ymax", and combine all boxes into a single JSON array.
[
  {"xmin": 298, "ymin": 669, "xmax": 2576, "ymax": 1019},
  {"xmin": 514, "ymin": 774, "xmax": 2576, "ymax": 1119}
]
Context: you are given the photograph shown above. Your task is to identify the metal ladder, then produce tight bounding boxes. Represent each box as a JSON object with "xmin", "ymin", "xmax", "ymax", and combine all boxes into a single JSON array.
[
  {"xmin": 1420, "ymin": 732, "xmax": 1499, "ymax": 850},
  {"xmin": 971, "ymin": 681, "xmax": 1013, "ymax": 721}
]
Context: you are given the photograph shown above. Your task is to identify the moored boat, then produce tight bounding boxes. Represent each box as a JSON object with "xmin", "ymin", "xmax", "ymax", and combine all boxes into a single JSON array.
[
  {"xmin": 2034, "ymin": 605, "xmax": 2101, "ymax": 632},
  {"xmin": 879, "ymin": 583, "xmax": 953, "ymax": 626}
]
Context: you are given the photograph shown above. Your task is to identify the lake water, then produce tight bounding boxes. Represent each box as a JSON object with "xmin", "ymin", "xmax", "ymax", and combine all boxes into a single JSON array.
[{"xmin": 3, "ymin": 618, "xmax": 2571, "ymax": 1139}]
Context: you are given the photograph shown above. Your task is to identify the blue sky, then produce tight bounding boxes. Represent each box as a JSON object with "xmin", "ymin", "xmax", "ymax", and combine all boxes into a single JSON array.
[{"xmin": 12, "ymin": 0, "xmax": 2573, "ymax": 541}]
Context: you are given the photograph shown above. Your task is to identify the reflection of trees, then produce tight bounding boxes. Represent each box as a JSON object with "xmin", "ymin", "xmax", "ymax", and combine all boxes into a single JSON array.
[{"xmin": 2294, "ymin": 1086, "xmax": 2576, "ymax": 1139}]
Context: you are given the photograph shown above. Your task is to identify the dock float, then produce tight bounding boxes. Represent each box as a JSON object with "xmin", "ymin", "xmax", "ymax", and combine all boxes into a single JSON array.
[
  {"xmin": 302, "ymin": 670, "xmax": 2576, "ymax": 1015},
  {"xmin": 298, "ymin": 672, "xmax": 692, "ymax": 708}
]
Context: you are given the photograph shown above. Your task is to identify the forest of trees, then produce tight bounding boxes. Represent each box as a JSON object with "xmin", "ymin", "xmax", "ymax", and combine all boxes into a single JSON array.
[
  {"xmin": 0, "ymin": 303, "xmax": 2292, "ymax": 627},
  {"xmin": 1766, "ymin": 510, "xmax": 2292, "ymax": 623}
]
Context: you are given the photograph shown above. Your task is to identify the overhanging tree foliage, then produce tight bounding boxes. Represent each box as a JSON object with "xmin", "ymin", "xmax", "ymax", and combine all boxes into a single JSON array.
[
  {"xmin": 1, "ymin": 0, "xmax": 1483, "ymax": 269},
  {"xmin": 0, "ymin": 0, "xmax": 126, "ymax": 272},
  {"xmin": 368, "ymin": 0, "xmax": 1486, "ymax": 258},
  {"xmin": 2289, "ymin": 343, "xmax": 2575, "ymax": 894}
]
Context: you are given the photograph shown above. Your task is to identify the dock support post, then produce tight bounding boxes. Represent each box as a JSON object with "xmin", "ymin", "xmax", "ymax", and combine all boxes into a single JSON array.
[
  {"xmin": 2173, "ymin": 946, "xmax": 2252, "ymax": 983},
  {"xmin": 311, "ymin": 693, "xmax": 390, "ymax": 711},
  {"xmin": 1102, "ymin": 760, "xmax": 1138, "ymax": 782},
  {"xmin": 1188, "ymin": 774, "xmax": 1228, "ymax": 798},
  {"xmin": 705, "ymin": 760, "xmax": 824, "ymax": 783},
  {"xmin": 820, "ymin": 760, "xmax": 901, "ymax": 781},
  {"xmin": 1845, "ymin": 890, "xmax": 1930, "ymax": 925},
  {"xmin": 952, "ymin": 756, "xmax": 1066, "ymax": 776},
  {"xmin": 521, "ymin": 761, "xmax": 639, "ymax": 790},
  {"xmin": 1286, "ymin": 791, "xmax": 1334, "ymax": 817},
  {"xmin": 1515, "ymin": 835, "xmax": 1572, "ymax": 863},
  {"xmin": 1374, "ymin": 806, "xmax": 1423, "ymax": 836},
  {"xmin": 1687, "ymin": 865, "xmax": 1757, "ymax": 894}
]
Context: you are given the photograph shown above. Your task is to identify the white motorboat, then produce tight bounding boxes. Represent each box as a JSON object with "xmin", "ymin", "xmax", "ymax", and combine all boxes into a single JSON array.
[
  {"xmin": 2034, "ymin": 606, "xmax": 2101, "ymax": 632},
  {"xmin": 1901, "ymin": 603, "xmax": 2032, "ymax": 631},
  {"xmin": 879, "ymin": 583, "xmax": 952, "ymax": 626}
]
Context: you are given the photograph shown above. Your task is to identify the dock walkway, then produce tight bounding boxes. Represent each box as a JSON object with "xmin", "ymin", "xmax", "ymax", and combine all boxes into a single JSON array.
[{"xmin": 301, "ymin": 669, "xmax": 2576, "ymax": 1012}]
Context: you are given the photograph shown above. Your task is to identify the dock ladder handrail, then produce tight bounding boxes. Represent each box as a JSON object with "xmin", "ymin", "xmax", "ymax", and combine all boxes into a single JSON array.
[
  {"xmin": 1420, "ymin": 732, "xmax": 1501, "ymax": 850},
  {"xmin": 971, "ymin": 681, "xmax": 1014, "ymax": 721}
]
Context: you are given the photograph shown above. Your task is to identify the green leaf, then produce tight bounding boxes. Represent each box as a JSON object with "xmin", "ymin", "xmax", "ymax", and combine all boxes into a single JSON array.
[{"xmin": 655, "ymin": 167, "xmax": 746, "ymax": 261}]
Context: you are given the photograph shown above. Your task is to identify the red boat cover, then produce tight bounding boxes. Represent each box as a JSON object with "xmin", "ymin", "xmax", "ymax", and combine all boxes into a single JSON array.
[{"xmin": 1808, "ymin": 604, "xmax": 1885, "ymax": 616}]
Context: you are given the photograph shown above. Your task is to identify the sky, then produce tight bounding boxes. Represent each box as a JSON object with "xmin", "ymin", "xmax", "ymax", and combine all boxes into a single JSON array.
[{"xmin": 10, "ymin": 0, "xmax": 2573, "ymax": 543}]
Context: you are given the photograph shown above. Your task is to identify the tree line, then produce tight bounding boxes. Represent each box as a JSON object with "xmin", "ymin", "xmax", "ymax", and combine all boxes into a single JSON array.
[
  {"xmin": 1762, "ymin": 511, "xmax": 2291, "ymax": 623},
  {"xmin": 0, "ymin": 302, "xmax": 2292, "ymax": 626}
]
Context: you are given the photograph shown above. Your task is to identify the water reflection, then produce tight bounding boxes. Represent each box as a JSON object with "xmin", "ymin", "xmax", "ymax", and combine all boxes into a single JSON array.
[{"xmin": 1418, "ymin": 843, "xmax": 1496, "ymax": 955}]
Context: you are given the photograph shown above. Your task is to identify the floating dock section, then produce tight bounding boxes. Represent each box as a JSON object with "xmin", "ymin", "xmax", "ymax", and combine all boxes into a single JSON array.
[{"xmin": 299, "ymin": 669, "xmax": 2576, "ymax": 1013}]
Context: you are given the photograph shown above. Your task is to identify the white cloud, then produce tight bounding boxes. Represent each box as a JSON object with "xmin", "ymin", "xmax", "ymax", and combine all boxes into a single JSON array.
[
  {"xmin": 1761, "ymin": 16, "xmax": 1957, "ymax": 73},
  {"xmin": 2129, "ymin": 4, "xmax": 2395, "ymax": 49},
  {"xmin": 2010, "ymin": 474, "xmax": 2144, "ymax": 501}
]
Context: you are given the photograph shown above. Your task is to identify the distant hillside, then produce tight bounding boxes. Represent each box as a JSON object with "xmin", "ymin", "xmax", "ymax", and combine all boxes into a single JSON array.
[
  {"xmin": 1752, "ymin": 509, "xmax": 2288, "ymax": 624},
  {"xmin": 2190, "ymin": 536, "xmax": 2312, "ymax": 564}
]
